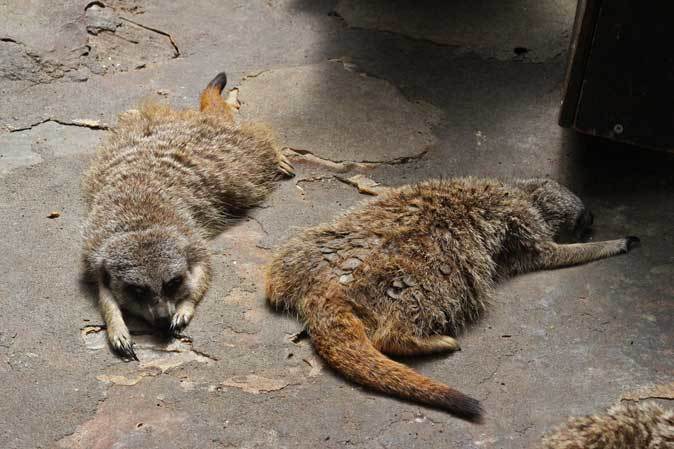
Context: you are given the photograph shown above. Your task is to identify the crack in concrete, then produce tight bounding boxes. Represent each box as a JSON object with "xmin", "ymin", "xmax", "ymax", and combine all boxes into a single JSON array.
[
  {"xmin": 476, "ymin": 347, "xmax": 521, "ymax": 402},
  {"xmin": 1, "ymin": 37, "xmax": 82, "ymax": 85},
  {"xmin": 334, "ymin": 174, "xmax": 388, "ymax": 196},
  {"xmin": 244, "ymin": 215, "xmax": 269, "ymax": 237},
  {"xmin": 81, "ymin": 324, "xmax": 218, "ymax": 363},
  {"xmin": 9, "ymin": 118, "xmax": 110, "ymax": 133},
  {"xmin": 242, "ymin": 69, "xmax": 270, "ymax": 80},
  {"xmin": 119, "ymin": 17, "xmax": 180, "ymax": 58},
  {"xmin": 222, "ymin": 324, "xmax": 260, "ymax": 335},
  {"xmin": 621, "ymin": 382, "xmax": 674, "ymax": 402},
  {"xmin": 514, "ymin": 422, "xmax": 534, "ymax": 438},
  {"xmin": 328, "ymin": 4, "xmax": 570, "ymax": 63},
  {"xmin": 221, "ymin": 374, "xmax": 297, "ymax": 394},
  {"xmin": 295, "ymin": 175, "xmax": 335, "ymax": 187},
  {"xmin": 285, "ymin": 146, "xmax": 427, "ymax": 171},
  {"xmin": 296, "ymin": 173, "xmax": 390, "ymax": 197}
]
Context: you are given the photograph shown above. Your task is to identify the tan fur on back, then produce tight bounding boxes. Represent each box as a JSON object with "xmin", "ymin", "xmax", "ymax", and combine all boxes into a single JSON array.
[
  {"xmin": 82, "ymin": 100, "xmax": 286, "ymax": 258},
  {"xmin": 83, "ymin": 101, "xmax": 282, "ymax": 234},
  {"xmin": 540, "ymin": 402, "xmax": 674, "ymax": 449}
]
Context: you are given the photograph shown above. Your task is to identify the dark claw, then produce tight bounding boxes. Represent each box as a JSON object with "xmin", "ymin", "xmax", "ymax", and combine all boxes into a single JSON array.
[
  {"xmin": 122, "ymin": 344, "xmax": 139, "ymax": 362},
  {"xmin": 115, "ymin": 341, "xmax": 138, "ymax": 361},
  {"xmin": 169, "ymin": 320, "xmax": 185, "ymax": 335},
  {"xmin": 625, "ymin": 236, "xmax": 640, "ymax": 251}
]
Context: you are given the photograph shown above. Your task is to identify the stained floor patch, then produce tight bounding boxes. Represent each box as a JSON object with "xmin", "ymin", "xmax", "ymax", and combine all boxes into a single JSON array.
[
  {"xmin": 82, "ymin": 325, "xmax": 214, "ymax": 386},
  {"xmin": 221, "ymin": 374, "xmax": 294, "ymax": 394},
  {"xmin": 335, "ymin": 0, "xmax": 576, "ymax": 62},
  {"xmin": 237, "ymin": 60, "xmax": 442, "ymax": 163},
  {"xmin": 56, "ymin": 394, "xmax": 188, "ymax": 449}
]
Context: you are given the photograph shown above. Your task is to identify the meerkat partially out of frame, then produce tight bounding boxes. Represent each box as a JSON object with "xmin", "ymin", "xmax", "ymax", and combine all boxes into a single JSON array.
[
  {"xmin": 82, "ymin": 72, "xmax": 294, "ymax": 360},
  {"xmin": 541, "ymin": 401, "xmax": 673, "ymax": 449},
  {"xmin": 266, "ymin": 177, "xmax": 639, "ymax": 421}
]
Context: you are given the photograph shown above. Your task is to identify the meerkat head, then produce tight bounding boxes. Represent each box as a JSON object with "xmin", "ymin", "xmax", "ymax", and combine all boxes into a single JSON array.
[
  {"xmin": 516, "ymin": 178, "xmax": 593, "ymax": 241},
  {"xmin": 95, "ymin": 226, "xmax": 208, "ymax": 331}
]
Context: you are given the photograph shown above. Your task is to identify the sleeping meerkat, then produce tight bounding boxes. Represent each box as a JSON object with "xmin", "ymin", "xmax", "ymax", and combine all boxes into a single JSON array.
[
  {"xmin": 266, "ymin": 177, "xmax": 639, "ymax": 421},
  {"xmin": 540, "ymin": 401, "xmax": 673, "ymax": 449},
  {"xmin": 82, "ymin": 72, "xmax": 294, "ymax": 360}
]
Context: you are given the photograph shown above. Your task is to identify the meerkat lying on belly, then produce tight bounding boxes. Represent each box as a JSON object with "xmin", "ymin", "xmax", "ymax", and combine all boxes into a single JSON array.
[
  {"xmin": 82, "ymin": 72, "xmax": 294, "ymax": 360},
  {"xmin": 266, "ymin": 177, "xmax": 639, "ymax": 421},
  {"xmin": 541, "ymin": 401, "xmax": 673, "ymax": 449}
]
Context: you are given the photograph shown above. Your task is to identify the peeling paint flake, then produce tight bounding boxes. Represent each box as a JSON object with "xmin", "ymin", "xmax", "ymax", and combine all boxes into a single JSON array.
[
  {"xmin": 85, "ymin": 325, "xmax": 214, "ymax": 386},
  {"xmin": 222, "ymin": 374, "xmax": 293, "ymax": 394},
  {"xmin": 96, "ymin": 374, "xmax": 144, "ymax": 386},
  {"xmin": 336, "ymin": 174, "xmax": 389, "ymax": 196}
]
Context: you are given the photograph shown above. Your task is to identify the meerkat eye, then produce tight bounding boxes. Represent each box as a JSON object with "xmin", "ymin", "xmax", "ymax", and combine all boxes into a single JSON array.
[
  {"xmin": 163, "ymin": 276, "xmax": 184, "ymax": 296},
  {"xmin": 126, "ymin": 284, "xmax": 151, "ymax": 301}
]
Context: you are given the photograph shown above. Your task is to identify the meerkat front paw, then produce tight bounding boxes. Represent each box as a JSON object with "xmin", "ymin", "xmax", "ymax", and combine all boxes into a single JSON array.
[
  {"xmin": 170, "ymin": 301, "xmax": 195, "ymax": 333},
  {"xmin": 108, "ymin": 327, "xmax": 138, "ymax": 361},
  {"xmin": 277, "ymin": 152, "xmax": 295, "ymax": 178}
]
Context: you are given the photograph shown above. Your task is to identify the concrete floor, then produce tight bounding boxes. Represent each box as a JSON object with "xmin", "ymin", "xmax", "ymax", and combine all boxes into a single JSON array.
[{"xmin": 1, "ymin": 1, "xmax": 672, "ymax": 448}]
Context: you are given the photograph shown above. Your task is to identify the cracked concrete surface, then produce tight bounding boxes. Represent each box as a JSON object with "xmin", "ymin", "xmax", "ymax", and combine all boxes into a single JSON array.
[
  {"xmin": 238, "ymin": 60, "xmax": 442, "ymax": 162},
  {"xmin": 1, "ymin": 1, "xmax": 673, "ymax": 449},
  {"xmin": 334, "ymin": 0, "xmax": 576, "ymax": 62}
]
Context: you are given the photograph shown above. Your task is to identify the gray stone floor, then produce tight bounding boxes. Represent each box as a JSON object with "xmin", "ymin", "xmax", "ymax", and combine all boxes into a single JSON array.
[{"xmin": 1, "ymin": 1, "xmax": 672, "ymax": 448}]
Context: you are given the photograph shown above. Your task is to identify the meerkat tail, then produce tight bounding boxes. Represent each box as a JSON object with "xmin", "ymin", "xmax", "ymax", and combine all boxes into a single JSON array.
[
  {"xmin": 303, "ymin": 285, "xmax": 483, "ymax": 422},
  {"xmin": 199, "ymin": 72, "xmax": 230, "ymax": 114}
]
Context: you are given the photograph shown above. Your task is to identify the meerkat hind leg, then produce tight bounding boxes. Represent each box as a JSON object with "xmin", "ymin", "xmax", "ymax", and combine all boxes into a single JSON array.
[
  {"xmin": 538, "ymin": 237, "xmax": 639, "ymax": 270},
  {"xmin": 377, "ymin": 334, "xmax": 461, "ymax": 356}
]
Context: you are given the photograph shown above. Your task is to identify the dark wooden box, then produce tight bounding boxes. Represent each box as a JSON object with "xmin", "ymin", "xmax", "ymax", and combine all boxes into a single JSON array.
[{"xmin": 559, "ymin": 0, "xmax": 674, "ymax": 152}]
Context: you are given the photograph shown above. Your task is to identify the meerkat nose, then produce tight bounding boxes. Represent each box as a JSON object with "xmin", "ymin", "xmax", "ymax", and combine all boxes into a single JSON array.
[{"xmin": 156, "ymin": 317, "xmax": 172, "ymax": 332}]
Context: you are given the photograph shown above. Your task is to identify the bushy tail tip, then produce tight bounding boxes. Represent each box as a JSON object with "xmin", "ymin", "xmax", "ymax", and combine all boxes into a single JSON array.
[{"xmin": 449, "ymin": 394, "xmax": 484, "ymax": 423}]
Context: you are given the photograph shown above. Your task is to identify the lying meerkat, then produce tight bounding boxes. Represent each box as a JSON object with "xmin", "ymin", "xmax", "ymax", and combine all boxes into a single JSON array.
[
  {"xmin": 82, "ymin": 72, "xmax": 294, "ymax": 360},
  {"xmin": 266, "ymin": 177, "xmax": 639, "ymax": 421},
  {"xmin": 540, "ymin": 401, "xmax": 673, "ymax": 449}
]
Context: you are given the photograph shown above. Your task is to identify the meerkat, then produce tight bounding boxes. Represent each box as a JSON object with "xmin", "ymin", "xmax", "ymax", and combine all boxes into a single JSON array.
[
  {"xmin": 82, "ymin": 71, "xmax": 294, "ymax": 360},
  {"xmin": 266, "ymin": 177, "xmax": 639, "ymax": 421},
  {"xmin": 540, "ymin": 401, "xmax": 674, "ymax": 449}
]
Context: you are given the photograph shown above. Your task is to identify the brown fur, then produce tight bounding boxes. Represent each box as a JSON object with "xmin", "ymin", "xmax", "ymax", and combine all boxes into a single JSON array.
[
  {"xmin": 82, "ymin": 72, "xmax": 294, "ymax": 360},
  {"xmin": 540, "ymin": 402, "xmax": 674, "ymax": 449},
  {"xmin": 266, "ymin": 177, "xmax": 638, "ymax": 421}
]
